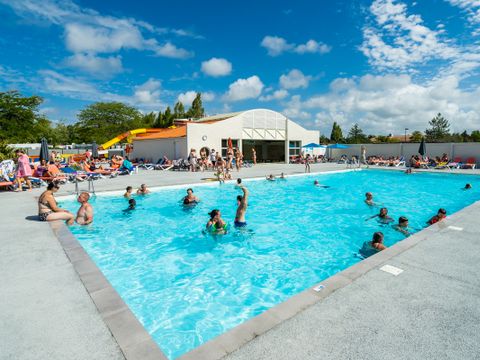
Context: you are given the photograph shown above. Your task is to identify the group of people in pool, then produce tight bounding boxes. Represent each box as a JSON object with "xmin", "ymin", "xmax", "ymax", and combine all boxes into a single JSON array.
[{"xmin": 360, "ymin": 190, "xmax": 454, "ymax": 258}]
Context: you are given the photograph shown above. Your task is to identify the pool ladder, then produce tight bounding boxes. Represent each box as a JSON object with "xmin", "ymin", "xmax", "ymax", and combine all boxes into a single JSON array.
[{"xmin": 74, "ymin": 177, "xmax": 96, "ymax": 196}]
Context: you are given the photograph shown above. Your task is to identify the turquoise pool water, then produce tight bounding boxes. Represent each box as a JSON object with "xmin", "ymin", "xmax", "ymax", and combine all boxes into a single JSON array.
[{"xmin": 60, "ymin": 170, "xmax": 479, "ymax": 359}]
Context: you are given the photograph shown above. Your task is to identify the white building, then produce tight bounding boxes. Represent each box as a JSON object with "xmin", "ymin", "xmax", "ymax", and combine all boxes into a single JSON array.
[{"xmin": 131, "ymin": 109, "xmax": 320, "ymax": 163}]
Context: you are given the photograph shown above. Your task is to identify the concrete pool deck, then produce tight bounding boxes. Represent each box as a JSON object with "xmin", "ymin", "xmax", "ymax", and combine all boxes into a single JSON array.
[{"xmin": 1, "ymin": 163, "xmax": 479, "ymax": 360}]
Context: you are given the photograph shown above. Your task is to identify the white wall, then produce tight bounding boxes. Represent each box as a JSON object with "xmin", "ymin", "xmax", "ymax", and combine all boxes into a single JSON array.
[
  {"xmin": 131, "ymin": 138, "xmax": 187, "ymax": 161},
  {"xmin": 186, "ymin": 118, "xmax": 244, "ymax": 154},
  {"xmin": 330, "ymin": 143, "xmax": 480, "ymax": 165}
]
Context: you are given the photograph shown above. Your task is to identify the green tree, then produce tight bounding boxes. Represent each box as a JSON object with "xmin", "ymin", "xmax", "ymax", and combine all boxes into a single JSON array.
[
  {"xmin": 346, "ymin": 123, "xmax": 368, "ymax": 143},
  {"xmin": 410, "ymin": 130, "xmax": 423, "ymax": 142},
  {"xmin": 142, "ymin": 112, "xmax": 157, "ymax": 128},
  {"xmin": 471, "ymin": 130, "xmax": 480, "ymax": 142},
  {"xmin": 163, "ymin": 106, "xmax": 174, "ymax": 127},
  {"xmin": 319, "ymin": 135, "xmax": 329, "ymax": 144},
  {"xmin": 186, "ymin": 93, "xmax": 204, "ymax": 118},
  {"xmin": 76, "ymin": 102, "xmax": 143, "ymax": 144},
  {"xmin": 460, "ymin": 130, "xmax": 471, "ymax": 142},
  {"xmin": 0, "ymin": 90, "xmax": 54, "ymax": 142},
  {"xmin": 173, "ymin": 101, "xmax": 185, "ymax": 118},
  {"xmin": 425, "ymin": 113, "xmax": 450, "ymax": 142},
  {"xmin": 154, "ymin": 111, "xmax": 164, "ymax": 128},
  {"xmin": 0, "ymin": 142, "xmax": 15, "ymax": 161},
  {"xmin": 329, "ymin": 122, "xmax": 344, "ymax": 143}
]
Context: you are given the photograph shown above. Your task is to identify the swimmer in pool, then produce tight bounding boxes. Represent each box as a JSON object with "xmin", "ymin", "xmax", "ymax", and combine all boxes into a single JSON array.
[
  {"xmin": 266, "ymin": 174, "xmax": 275, "ymax": 181},
  {"xmin": 124, "ymin": 186, "xmax": 133, "ymax": 199},
  {"xmin": 76, "ymin": 192, "xmax": 93, "ymax": 225},
  {"xmin": 314, "ymin": 180, "xmax": 330, "ymax": 188},
  {"xmin": 137, "ymin": 183, "xmax": 150, "ymax": 195},
  {"xmin": 367, "ymin": 207, "xmax": 394, "ymax": 223},
  {"xmin": 235, "ymin": 178, "xmax": 242, "ymax": 188},
  {"xmin": 183, "ymin": 188, "xmax": 200, "ymax": 205},
  {"xmin": 364, "ymin": 192, "xmax": 375, "ymax": 206},
  {"xmin": 124, "ymin": 198, "xmax": 136, "ymax": 211},
  {"xmin": 359, "ymin": 232, "xmax": 386, "ymax": 258},
  {"xmin": 427, "ymin": 208, "xmax": 446, "ymax": 225},
  {"xmin": 464, "ymin": 183, "xmax": 472, "ymax": 190},
  {"xmin": 234, "ymin": 186, "xmax": 249, "ymax": 227},
  {"xmin": 279, "ymin": 173, "xmax": 286, "ymax": 179},
  {"xmin": 392, "ymin": 216, "xmax": 410, "ymax": 235},
  {"xmin": 206, "ymin": 209, "xmax": 227, "ymax": 233}
]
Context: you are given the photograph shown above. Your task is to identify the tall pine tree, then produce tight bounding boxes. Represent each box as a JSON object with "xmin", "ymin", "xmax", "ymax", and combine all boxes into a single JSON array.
[
  {"xmin": 173, "ymin": 101, "xmax": 185, "ymax": 119},
  {"xmin": 425, "ymin": 113, "xmax": 450, "ymax": 142},
  {"xmin": 329, "ymin": 122, "xmax": 344, "ymax": 143},
  {"xmin": 186, "ymin": 93, "xmax": 204, "ymax": 118}
]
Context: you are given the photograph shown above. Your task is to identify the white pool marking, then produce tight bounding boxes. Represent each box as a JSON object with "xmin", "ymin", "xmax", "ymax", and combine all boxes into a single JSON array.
[
  {"xmin": 447, "ymin": 226, "xmax": 463, "ymax": 231},
  {"xmin": 379, "ymin": 264, "xmax": 404, "ymax": 276}
]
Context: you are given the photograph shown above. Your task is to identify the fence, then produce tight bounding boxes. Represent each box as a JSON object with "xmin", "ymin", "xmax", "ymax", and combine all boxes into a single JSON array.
[{"xmin": 330, "ymin": 143, "xmax": 480, "ymax": 165}]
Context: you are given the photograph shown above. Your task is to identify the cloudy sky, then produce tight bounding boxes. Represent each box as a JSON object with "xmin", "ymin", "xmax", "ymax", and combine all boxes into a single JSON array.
[{"xmin": 1, "ymin": 0, "xmax": 480, "ymax": 135}]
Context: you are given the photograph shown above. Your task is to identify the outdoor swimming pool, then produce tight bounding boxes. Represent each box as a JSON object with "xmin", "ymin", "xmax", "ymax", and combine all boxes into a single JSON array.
[{"xmin": 60, "ymin": 170, "xmax": 480, "ymax": 359}]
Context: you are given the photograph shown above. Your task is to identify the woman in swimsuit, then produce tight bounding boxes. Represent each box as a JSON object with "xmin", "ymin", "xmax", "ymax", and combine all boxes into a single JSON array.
[
  {"xmin": 227, "ymin": 147, "xmax": 234, "ymax": 170},
  {"xmin": 206, "ymin": 209, "xmax": 227, "ymax": 233},
  {"xmin": 38, "ymin": 182, "xmax": 75, "ymax": 225}
]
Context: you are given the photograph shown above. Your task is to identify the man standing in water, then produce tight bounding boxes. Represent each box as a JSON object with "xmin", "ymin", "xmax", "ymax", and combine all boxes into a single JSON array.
[
  {"xmin": 234, "ymin": 186, "xmax": 249, "ymax": 227},
  {"xmin": 76, "ymin": 192, "xmax": 94, "ymax": 225}
]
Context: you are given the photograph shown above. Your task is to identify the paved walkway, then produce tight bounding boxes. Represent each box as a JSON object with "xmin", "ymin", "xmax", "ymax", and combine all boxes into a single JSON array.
[{"xmin": 1, "ymin": 163, "xmax": 479, "ymax": 360}]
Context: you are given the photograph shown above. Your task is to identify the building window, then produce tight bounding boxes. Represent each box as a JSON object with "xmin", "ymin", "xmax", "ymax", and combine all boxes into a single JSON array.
[
  {"xmin": 289, "ymin": 140, "xmax": 301, "ymax": 158},
  {"xmin": 221, "ymin": 139, "xmax": 239, "ymax": 157}
]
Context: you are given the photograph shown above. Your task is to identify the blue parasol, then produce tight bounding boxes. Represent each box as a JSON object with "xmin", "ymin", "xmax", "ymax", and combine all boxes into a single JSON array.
[
  {"xmin": 302, "ymin": 143, "xmax": 326, "ymax": 148},
  {"xmin": 327, "ymin": 143, "xmax": 350, "ymax": 149}
]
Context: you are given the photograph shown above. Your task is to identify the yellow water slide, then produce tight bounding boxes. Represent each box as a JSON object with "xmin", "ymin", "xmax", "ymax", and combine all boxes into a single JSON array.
[{"xmin": 100, "ymin": 128, "xmax": 163, "ymax": 150}]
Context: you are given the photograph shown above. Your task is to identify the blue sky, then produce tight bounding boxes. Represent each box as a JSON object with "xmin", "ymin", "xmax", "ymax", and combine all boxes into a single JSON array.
[{"xmin": 1, "ymin": 0, "xmax": 480, "ymax": 135}]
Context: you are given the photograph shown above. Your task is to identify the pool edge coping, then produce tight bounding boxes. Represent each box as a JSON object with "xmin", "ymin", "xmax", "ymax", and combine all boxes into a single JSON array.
[
  {"xmin": 49, "ymin": 221, "xmax": 169, "ymax": 360},
  {"xmin": 49, "ymin": 170, "xmax": 480, "ymax": 360}
]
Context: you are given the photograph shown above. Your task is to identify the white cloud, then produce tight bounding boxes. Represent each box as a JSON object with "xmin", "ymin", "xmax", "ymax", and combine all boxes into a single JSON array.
[
  {"xmin": 65, "ymin": 53, "xmax": 123, "ymax": 78},
  {"xmin": 260, "ymin": 36, "xmax": 293, "ymax": 56},
  {"xmin": 201, "ymin": 57, "xmax": 232, "ymax": 77},
  {"xmin": 360, "ymin": 0, "xmax": 457, "ymax": 70},
  {"xmin": 178, "ymin": 91, "xmax": 215, "ymax": 105},
  {"xmin": 151, "ymin": 41, "xmax": 193, "ymax": 59},
  {"xmin": 134, "ymin": 78, "xmax": 161, "ymax": 106},
  {"xmin": 3, "ymin": 0, "xmax": 194, "ymax": 70},
  {"xmin": 259, "ymin": 89, "xmax": 289, "ymax": 102},
  {"xmin": 279, "ymin": 69, "xmax": 312, "ymax": 89},
  {"xmin": 282, "ymin": 95, "xmax": 312, "ymax": 120},
  {"xmin": 446, "ymin": 0, "xmax": 480, "ymax": 34},
  {"xmin": 294, "ymin": 40, "xmax": 331, "ymax": 54},
  {"xmin": 261, "ymin": 35, "xmax": 331, "ymax": 56},
  {"xmin": 300, "ymin": 73, "xmax": 480, "ymax": 134},
  {"xmin": 224, "ymin": 75, "xmax": 264, "ymax": 102}
]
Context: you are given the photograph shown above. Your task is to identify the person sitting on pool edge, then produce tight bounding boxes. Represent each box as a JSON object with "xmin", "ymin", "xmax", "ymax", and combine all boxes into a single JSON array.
[
  {"xmin": 393, "ymin": 216, "xmax": 410, "ymax": 235},
  {"xmin": 463, "ymin": 183, "xmax": 472, "ymax": 190},
  {"xmin": 137, "ymin": 183, "xmax": 150, "ymax": 195},
  {"xmin": 364, "ymin": 192, "xmax": 375, "ymax": 206},
  {"xmin": 360, "ymin": 232, "xmax": 387, "ymax": 258},
  {"xmin": 76, "ymin": 192, "xmax": 94, "ymax": 225},
  {"xmin": 183, "ymin": 188, "xmax": 200, "ymax": 205},
  {"xmin": 367, "ymin": 207, "xmax": 394, "ymax": 223},
  {"xmin": 427, "ymin": 208, "xmax": 447, "ymax": 225},
  {"xmin": 124, "ymin": 198, "xmax": 136, "ymax": 212},
  {"xmin": 124, "ymin": 186, "xmax": 133, "ymax": 199},
  {"xmin": 206, "ymin": 209, "xmax": 227, "ymax": 233},
  {"xmin": 234, "ymin": 186, "xmax": 249, "ymax": 227}
]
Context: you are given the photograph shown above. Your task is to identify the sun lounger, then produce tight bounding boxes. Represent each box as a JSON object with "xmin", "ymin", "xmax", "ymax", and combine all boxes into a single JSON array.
[
  {"xmin": 462, "ymin": 157, "xmax": 476, "ymax": 169},
  {"xmin": 0, "ymin": 181, "xmax": 14, "ymax": 190}
]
